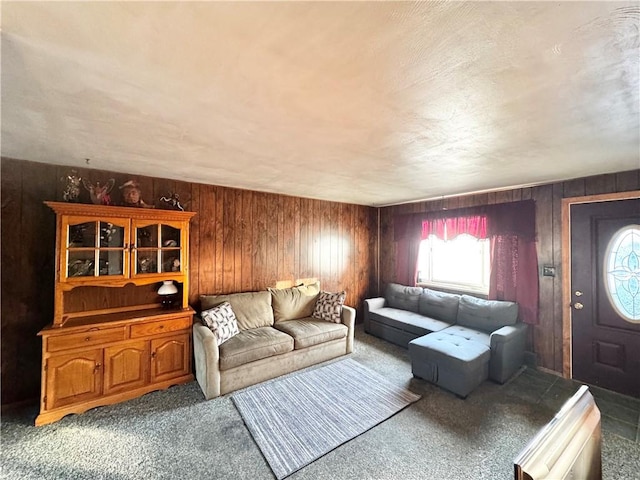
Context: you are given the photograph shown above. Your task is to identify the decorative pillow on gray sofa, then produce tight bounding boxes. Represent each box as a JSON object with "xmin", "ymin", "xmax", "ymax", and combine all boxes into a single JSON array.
[
  {"xmin": 456, "ymin": 295, "xmax": 518, "ymax": 332},
  {"xmin": 385, "ymin": 283, "xmax": 423, "ymax": 312},
  {"xmin": 419, "ymin": 288, "xmax": 460, "ymax": 323}
]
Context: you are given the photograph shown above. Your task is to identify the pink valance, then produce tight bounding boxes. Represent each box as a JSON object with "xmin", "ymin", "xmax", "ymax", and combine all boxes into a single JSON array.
[
  {"xmin": 421, "ymin": 215, "xmax": 487, "ymax": 240},
  {"xmin": 394, "ymin": 200, "xmax": 536, "ymax": 242}
]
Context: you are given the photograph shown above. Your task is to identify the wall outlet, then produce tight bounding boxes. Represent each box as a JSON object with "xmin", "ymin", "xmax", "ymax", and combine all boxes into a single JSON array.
[{"xmin": 542, "ymin": 265, "xmax": 556, "ymax": 277}]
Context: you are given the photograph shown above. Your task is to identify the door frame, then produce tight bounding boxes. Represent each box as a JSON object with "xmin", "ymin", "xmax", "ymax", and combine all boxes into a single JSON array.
[{"xmin": 561, "ymin": 190, "xmax": 640, "ymax": 379}]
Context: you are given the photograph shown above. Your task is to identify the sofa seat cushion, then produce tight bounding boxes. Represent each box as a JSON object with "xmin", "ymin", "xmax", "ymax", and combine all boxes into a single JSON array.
[
  {"xmin": 410, "ymin": 331, "xmax": 490, "ymax": 372},
  {"xmin": 219, "ymin": 327, "xmax": 294, "ymax": 371},
  {"xmin": 274, "ymin": 319, "xmax": 348, "ymax": 349},
  {"xmin": 369, "ymin": 307, "xmax": 452, "ymax": 336},
  {"xmin": 441, "ymin": 325, "xmax": 491, "ymax": 348}
]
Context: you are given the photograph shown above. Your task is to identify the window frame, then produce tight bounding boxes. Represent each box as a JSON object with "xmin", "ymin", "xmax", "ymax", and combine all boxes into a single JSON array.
[{"xmin": 416, "ymin": 233, "xmax": 491, "ymax": 295}]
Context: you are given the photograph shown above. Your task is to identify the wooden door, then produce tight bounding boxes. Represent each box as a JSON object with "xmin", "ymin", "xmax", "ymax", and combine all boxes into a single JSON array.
[
  {"xmin": 103, "ymin": 341, "xmax": 150, "ymax": 395},
  {"xmin": 45, "ymin": 349, "xmax": 102, "ymax": 410},
  {"xmin": 150, "ymin": 334, "xmax": 190, "ymax": 383},
  {"xmin": 571, "ymin": 198, "xmax": 640, "ymax": 397}
]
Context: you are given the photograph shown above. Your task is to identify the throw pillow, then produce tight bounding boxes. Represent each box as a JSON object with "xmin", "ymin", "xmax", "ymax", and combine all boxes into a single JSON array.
[
  {"xmin": 312, "ymin": 290, "xmax": 346, "ymax": 323},
  {"xmin": 201, "ymin": 301, "xmax": 240, "ymax": 346}
]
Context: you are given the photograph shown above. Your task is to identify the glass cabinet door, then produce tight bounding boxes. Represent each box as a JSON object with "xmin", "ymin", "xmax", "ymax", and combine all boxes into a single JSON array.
[
  {"xmin": 64, "ymin": 217, "xmax": 128, "ymax": 281},
  {"xmin": 132, "ymin": 221, "xmax": 183, "ymax": 277}
]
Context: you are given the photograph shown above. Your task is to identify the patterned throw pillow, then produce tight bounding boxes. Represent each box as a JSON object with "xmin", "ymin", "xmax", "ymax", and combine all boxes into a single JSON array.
[
  {"xmin": 201, "ymin": 302, "xmax": 240, "ymax": 346},
  {"xmin": 312, "ymin": 291, "xmax": 346, "ymax": 323}
]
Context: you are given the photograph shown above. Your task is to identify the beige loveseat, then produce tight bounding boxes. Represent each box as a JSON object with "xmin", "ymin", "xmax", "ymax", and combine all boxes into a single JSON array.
[{"xmin": 193, "ymin": 285, "xmax": 356, "ymax": 399}]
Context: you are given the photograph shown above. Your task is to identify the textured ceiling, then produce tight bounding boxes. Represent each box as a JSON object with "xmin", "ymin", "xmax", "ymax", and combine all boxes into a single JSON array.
[{"xmin": 2, "ymin": 2, "xmax": 639, "ymax": 206}]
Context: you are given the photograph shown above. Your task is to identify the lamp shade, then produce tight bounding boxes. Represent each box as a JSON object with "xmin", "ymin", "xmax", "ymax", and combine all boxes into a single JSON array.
[{"xmin": 157, "ymin": 280, "xmax": 178, "ymax": 296}]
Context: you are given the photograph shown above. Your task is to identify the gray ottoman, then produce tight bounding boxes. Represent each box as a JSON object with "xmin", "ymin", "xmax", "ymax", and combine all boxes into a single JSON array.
[{"xmin": 409, "ymin": 331, "xmax": 490, "ymax": 398}]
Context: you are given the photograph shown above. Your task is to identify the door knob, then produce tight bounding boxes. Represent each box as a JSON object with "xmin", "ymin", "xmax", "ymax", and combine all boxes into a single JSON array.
[{"xmin": 573, "ymin": 302, "xmax": 584, "ymax": 310}]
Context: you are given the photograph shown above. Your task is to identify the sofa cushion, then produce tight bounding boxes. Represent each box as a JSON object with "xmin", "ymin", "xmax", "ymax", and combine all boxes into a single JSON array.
[
  {"xmin": 219, "ymin": 326, "xmax": 294, "ymax": 371},
  {"xmin": 269, "ymin": 283, "xmax": 320, "ymax": 322},
  {"xmin": 369, "ymin": 307, "xmax": 452, "ymax": 336},
  {"xmin": 201, "ymin": 291, "xmax": 274, "ymax": 330},
  {"xmin": 200, "ymin": 301, "xmax": 240, "ymax": 346},
  {"xmin": 274, "ymin": 319, "xmax": 348, "ymax": 349},
  {"xmin": 457, "ymin": 295, "xmax": 518, "ymax": 332},
  {"xmin": 419, "ymin": 289, "xmax": 460, "ymax": 323},
  {"xmin": 440, "ymin": 325, "xmax": 491, "ymax": 348},
  {"xmin": 410, "ymin": 330, "xmax": 490, "ymax": 372},
  {"xmin": 312, "ymin": 291, "xmax": 346, "ymax": 323},
  {"xmin": 385, "ymin": 283, "xmax": 423, "ymax": 312}
]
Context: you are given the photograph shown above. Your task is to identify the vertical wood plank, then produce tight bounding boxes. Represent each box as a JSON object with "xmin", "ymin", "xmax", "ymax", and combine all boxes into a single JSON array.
[
  {"xmin": 562, "ymin": 178, "xmax": 586, "ymax": 198},
  {"xmin": 234, "ymin": 189, "xmax": 244, "ymax": 292},
  {"xmin": 551, "ymin": 182, "xmax": 564, "ymax": 372},
  {"xmin": 615, "ymin": 169, "xmax": 640, "ymax": 192},
  {"xmin": 299, "ymin": 198, "xmax": 310, "ymax": 279},
  {"xmin": 253, "ymin": 192, "xmax": 268, "ymax": 290},
  {"xmin": 187, "ymin": 182, "xmax": 200, "ymax": 305},
  {"xmin": 198, "ymin": 185, "xmax": 216, "ymax": 296},
  {"xmin": 585, "ymin": 173, "xmax": 616, "ymax": 195},
  {"xmin": 1, "ymin": 159, "xmax": 23, "ymax": 404},
  {"xmin": 214, "ymin": 186, "xmax": 225, "ymax": 293},
  {"xmin": 222, "ymin": 188, "xmax": 235, "ymax": 292},
  {"xmin": 241, "ymin": 190, "xmax": 254, "ymax": 292}
]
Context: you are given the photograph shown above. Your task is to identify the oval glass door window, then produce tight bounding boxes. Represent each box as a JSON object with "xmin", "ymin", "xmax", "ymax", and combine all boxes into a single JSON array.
[{"xmin": 605, "ymin": 225, "xmax": 640, "ymax": 323}]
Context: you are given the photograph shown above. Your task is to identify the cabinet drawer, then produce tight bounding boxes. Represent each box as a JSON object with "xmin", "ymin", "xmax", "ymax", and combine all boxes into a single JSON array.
[
  {"xmin": 130, "ymin": 316, "xmax": 192, "ymax": 338},
  {"xmin": 47, "ymin": 327, "xmax": 126, "ymax": 353}
]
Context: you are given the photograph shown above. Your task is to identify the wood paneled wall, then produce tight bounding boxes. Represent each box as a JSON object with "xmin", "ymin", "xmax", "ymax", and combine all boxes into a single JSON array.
[
  {"xmin": 0, "ymin": 158, "xmax": 377, "ymax": 405},
  {"xmin": 378, "ymin": 170, "xmax": 640, "ymax": 374}
]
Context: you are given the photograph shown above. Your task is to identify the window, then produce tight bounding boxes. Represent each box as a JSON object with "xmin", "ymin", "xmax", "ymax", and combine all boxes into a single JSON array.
[
  {"xmin": 416, "ymin": 233, "xmax": 490, "ymax": 294},
  {"xmin": 604, "ymin": 225, "xmax": 640, "ymax": 323}
]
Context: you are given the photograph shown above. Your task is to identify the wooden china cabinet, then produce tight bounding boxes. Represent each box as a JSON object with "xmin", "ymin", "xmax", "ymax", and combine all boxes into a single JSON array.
[{"xmin": 36, "ymin": 202, "xmax": 196, "ymax": 426}]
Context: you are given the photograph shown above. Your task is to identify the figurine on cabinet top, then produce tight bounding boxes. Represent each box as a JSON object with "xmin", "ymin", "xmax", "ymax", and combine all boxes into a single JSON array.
[
  {"xmin": 61, "ymin": 169, "xmax": 82, "ymax": 202},
  {"xmin": 119, "ymin": 180, "xmax": 154, "ymax": 208},
  {"xmin": 82, "ymin": 178, "xmax": 115, "ymax": 205},
  {"xmin": 160, "ymin": 192, "xmax": 188, "ymax": 211}
]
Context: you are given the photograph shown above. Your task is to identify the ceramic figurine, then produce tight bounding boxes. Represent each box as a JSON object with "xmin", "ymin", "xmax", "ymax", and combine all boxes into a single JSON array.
[
  {"xmin": 61, "ymin": 169, "xmax": 82, "ymax": 202},
  {"xmin": 120, "ymin": 180, "xmax": 153, "ymax": 208},
  {"xmin": 82, "ymin": 178, "xmax": 115, "ymax": 205},
  {"xmin": 160, "ymin": 192, "xmax": 187, "ymax": 211}
]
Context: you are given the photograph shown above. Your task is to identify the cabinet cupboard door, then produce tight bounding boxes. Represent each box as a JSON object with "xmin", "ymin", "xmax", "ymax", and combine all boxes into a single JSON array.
[
  {"xmin": 131, "ymin": 220, "xmax": 185, "ymax": 278},
  {"xmin": 62, "ymin": 216, "xmax": 130, "ymax": 282},
  {"xmin": 104, "ymin": 341, "xmax": 150, "ymax": 395},
  {"xmin": 45, "ymin": 349, "xmax": 102, "ymax": 410},
  {"xmin": 150, "ymin": 334, "xmax": 190, "ymax": 383}
]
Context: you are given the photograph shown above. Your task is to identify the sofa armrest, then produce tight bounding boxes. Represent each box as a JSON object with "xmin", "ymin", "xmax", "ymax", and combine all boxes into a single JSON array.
[
  {"xmin": 341, "ymin": 305, "xmax": 356, "ymax": 354},
  {"xmin": 489, "ymin": 323, "xmax": 528, "ymax": 384},
  {"xmin": 364, "ymin": 297, "xmax": 386, "ymax": 332},
  {"xmin": 193, "ymin": 322, "xmax": 221, "ymax": 400}
]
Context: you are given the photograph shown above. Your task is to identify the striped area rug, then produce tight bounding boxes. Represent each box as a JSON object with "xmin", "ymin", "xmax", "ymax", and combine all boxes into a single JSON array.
[{"xmin": 231, "ymin": 358, "xmax": 421, "ymax": 479}]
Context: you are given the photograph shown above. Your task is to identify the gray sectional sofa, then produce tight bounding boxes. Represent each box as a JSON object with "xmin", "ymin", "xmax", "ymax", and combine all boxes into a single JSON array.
[{"xmin": 364, "ymin": 283, "xmax": 527, "ymax": 397}]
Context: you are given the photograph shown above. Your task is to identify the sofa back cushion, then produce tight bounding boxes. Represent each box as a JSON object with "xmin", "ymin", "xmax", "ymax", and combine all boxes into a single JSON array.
[
  {"xmin": 200, "ymin": 291, "xmax": 274, "ymax": 330},
  {"xmin": 385, "ymin": 283, "xmax": 423, "ymax": 312},
  {"xmin": 419, "ymin": 288, "xmax": 460, "ymax": 323},
  {"xmin": 457, "ymin": 295, "xmax": 518, "ymax": 332},
  {"xmin": 269, "ymin": 282, "xmax": 320, "ymax": 322}
]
